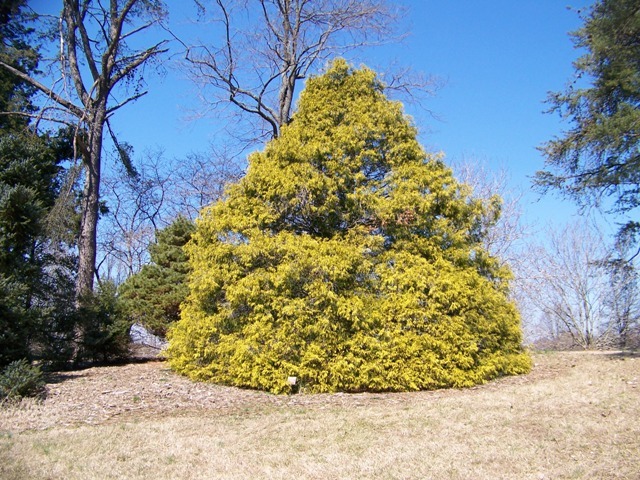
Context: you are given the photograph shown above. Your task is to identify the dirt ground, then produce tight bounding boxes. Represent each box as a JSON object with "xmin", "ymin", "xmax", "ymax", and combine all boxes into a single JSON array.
[{"xmin": 0, "ymin": 347, "xmax": 594, "ymax": 433}]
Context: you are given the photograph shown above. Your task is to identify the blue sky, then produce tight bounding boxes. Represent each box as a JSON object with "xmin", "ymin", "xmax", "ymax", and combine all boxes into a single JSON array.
[
  {"xmin": 401, "ymin": 1, "xmax": 594, "ymax": 227},
  {"xmin": 96, "ymin": 1, "xmax": 598, "ymax": 231}
]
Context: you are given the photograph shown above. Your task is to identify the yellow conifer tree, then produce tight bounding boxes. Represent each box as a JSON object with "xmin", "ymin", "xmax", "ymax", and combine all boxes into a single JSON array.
[{"xmin": 167, "ymin": 60, "xmax": 531, "ymax": 393}]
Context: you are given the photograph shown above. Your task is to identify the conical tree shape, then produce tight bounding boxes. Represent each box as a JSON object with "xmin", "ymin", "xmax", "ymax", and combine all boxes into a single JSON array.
[
  {"xmin": 167, "ymin": 60, "xmax": 530, "ymax": 393},
  {"xmin": 119, "ymin": 216, "xmax": 195, "ymax": 337}
]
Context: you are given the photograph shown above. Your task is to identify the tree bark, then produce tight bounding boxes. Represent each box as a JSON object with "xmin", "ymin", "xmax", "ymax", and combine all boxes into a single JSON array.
[{"xmin": 76, "ymin": 108, "xmax": 105, "ymax": 299}]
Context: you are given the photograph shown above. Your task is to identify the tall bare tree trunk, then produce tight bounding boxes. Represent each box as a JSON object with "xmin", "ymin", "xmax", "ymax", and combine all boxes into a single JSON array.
[
  {"xmin": 76, "ymin": 111, "xmax": 104, "ymax": 299},
  {"xmin": 0, "ymin": 1, "xmax": 167, "ymax": 366}
]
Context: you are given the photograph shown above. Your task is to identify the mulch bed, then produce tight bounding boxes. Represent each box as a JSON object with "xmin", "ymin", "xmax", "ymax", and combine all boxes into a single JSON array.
[{"xmin": 0, "ymin": 349, "xmax": 572, "ymax": 433}]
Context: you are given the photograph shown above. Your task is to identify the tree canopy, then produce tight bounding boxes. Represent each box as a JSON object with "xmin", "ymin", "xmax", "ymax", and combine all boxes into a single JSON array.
[
  {"xmin": 0, "ymin": 130, "xmax": 74, "ymax": 367},
  {"xmin": 167, "ymin": 60, "xmax": 530, "ymax": 394},
  {"xmin": 537, "ymin": 0, "xmax": 640, "ymax": 252},
  {"xmin": 0, "ymin": 0, "xmax": 75, "ymax": 368},
  {"xmin": 0, "ymin": 0, "xmax": 38, "ymax": 131}
]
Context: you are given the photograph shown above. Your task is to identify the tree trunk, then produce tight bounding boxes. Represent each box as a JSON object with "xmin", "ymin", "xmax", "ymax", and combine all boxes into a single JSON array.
[
  {"xmin": 278, "ymin": 67, "xmax": 296, "ymax": 130},
  {"xmin": 76, "ymin": 110, "xmax": 105, "ymax": 301}
]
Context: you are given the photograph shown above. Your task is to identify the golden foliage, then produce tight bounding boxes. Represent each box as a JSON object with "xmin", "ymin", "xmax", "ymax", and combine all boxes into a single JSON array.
[{"xmin": 167, "ymin": 59, "xmax": 530, "ymax": 393}]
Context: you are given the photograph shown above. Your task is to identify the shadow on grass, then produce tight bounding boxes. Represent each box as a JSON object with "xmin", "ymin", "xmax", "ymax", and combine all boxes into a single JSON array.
[
  {"xmin": 42, "ymin": 347, "xmax": 165, "ymax": 386},
  {"xmin": 602, "ymin": 350, "xmax": 640, "ymax": 359},
  {"xmin": 44, "ymin": 372, "xmax": 85, "ymax": 385}
]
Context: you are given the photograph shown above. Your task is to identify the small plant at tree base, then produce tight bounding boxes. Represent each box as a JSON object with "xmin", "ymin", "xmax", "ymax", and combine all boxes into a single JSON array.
[
  {"xmin": 74, "ymin": 281, "xmax": 132, "ymax": 366},
  {"xmin": 0, "ymin": 359, "xmax": 45, "ymax": 402},
  {"xmin": 167, "ymin": 60, "xmax": 531, "ymax": 394}
]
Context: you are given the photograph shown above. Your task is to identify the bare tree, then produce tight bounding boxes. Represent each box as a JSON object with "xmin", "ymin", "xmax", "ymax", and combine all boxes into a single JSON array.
[
  {"xmin": 166, "ymin": 146, "xmax": 243, "ymax": 221},
  {"xmin": 0, "ymin": 0, "xmax": 168, "ymax": 300},
  {"xmin": 603, "ymin": 240, "xmax": 640, "ymax": 348},
  {"xmin": 99, "ymin": 149, "xmax": 171, "ymax": 283},
  {"xmin": 521, "ymin": 221, "xmax": 614, "ymax": 349},
  {"xmin": 98, "ymin": 145, "xmax": 243, "ymax": 282},
  {"xmin": 451, "ymin": 157, "xmax": 529, "ymax": 267},
  {"xmin": 183, "ymin": 0, "xmax": 410, "ymax": 140}
]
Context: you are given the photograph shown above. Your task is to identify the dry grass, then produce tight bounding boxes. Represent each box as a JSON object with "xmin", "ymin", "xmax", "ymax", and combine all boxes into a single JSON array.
[{"xmin": 1, "ymin": 351, "xmax": 638, "ymax": 479}]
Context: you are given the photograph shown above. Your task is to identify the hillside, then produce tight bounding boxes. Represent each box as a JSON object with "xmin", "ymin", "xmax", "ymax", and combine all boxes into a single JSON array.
[{"xmin": 1, "ymin": 351, "xmax": 638, "ymax": 479}]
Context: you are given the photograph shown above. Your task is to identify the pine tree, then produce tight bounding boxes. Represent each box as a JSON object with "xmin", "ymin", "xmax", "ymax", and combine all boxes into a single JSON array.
[
  {"xmin": 119, "ymin": 216, "xmax": 195, "ymax": 337},
  {"xmin": 167, "ymin": 60, "xmax": 530, "ymax": 393},
  {"xmin": 537, "ymin": 0, "xmax": 640, "ymax": 251},
  {"xmin": 0, "ymin": 1, "xmax": 77, "ymax": 367},
  {"xmin": 0, "ymin": 0, "xmax": 39, "ymax": 132}
]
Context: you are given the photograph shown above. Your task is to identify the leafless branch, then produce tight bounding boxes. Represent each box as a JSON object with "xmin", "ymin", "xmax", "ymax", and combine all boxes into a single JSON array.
[
  {"xmin": 106, "ymin": 90, "xmax": 148, "ymax": 116},
  {"xmin": 110, "ymin": 41, "xmax": 169, "ymax": 86},
  {"xmin": 0, "ymin": 60, "xmax": 84, "ymax": 118},
  {"xmin": 182, "ymin": 0, "xmax": 407, "ymax": 141}
]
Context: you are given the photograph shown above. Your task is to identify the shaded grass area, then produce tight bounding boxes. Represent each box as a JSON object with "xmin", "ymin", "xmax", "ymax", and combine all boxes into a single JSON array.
[{"xmin": 1, "ymin": 351, "xmax": 639, "ymax": 479}]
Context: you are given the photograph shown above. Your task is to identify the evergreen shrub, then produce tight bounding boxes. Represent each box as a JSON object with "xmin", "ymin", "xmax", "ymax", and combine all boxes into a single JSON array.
[
  {"xmin": 119, "ymin": 216, "xmax": 195, "ymax": 337},
  {"xmin": 167, "ymin": 60, "xmax": 531, "ymax": 393},
  {"xmin": 0, "ymin": 359, "xmax": 45, "ymax": 401},
  {"xmin": 75, "ymin": 281, "xmax": 131, "ymax": 365}
]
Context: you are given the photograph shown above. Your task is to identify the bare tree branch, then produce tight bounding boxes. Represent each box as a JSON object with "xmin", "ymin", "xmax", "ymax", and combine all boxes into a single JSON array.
[
  {"xmin": 110, "ymin": 40, "xmax": 169, "ymax": 86},
  {"xmin": 106, "ymin": 90, "xmax": 148, "ymax": 116},
  {"xmin": 0, "ymin": 60, "xmax": 85, "ymax": 117},
  {"xmin": 0, "ymin": 1, "xmax": 169, "ymax": 302},
  {"xmin": 451, "ymin": 156, "xmax": 529, "ymax": 267},
  {"xmin": 182, "ymin": 0, "xmax": 409, "ymax": 142}
]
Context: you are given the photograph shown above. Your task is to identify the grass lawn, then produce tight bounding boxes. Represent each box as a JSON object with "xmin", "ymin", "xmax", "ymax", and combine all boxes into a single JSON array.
[{"xmin": 1, "ymin": 351, "xmax": 638, "ymax": 479}]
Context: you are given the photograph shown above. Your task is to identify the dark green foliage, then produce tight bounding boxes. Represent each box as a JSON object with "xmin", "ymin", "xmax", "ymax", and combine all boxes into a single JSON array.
[
  {"xmin": 0, "ymin": 130, "xmax": 75, "ymax": 368},
  {"xmin": 0, "ymin": 359, "xmax": 45, "ymax": 401},
  {"xmin": 0, "ymin": 1, "xmax": 83, "ymax": 369},
  {"xmin": 0, "ymin": 131, "xmax": 63, "ymax": 243},
  {"xmin": 119, "ymin": 216, "xmax": 195, "ymax": 336},
  {"xmin": 74, "ymin": 281, "xmax": 131, "ymax": 365},
  {"xmin": 33, "ymin": 265, "xmax": 80, "ymax": 369},
  {"xmin": 0, "ymin": 281, "xmax": 30, "ymax": 366},
  {"xmin": 537, "ymin": 0, "xmax": 640, "ymax": 248},
  {"xmin": 0, "ymin": 0, "xmax": 39, "ymax": 131}
]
